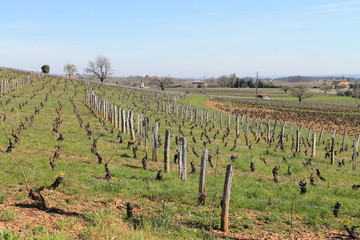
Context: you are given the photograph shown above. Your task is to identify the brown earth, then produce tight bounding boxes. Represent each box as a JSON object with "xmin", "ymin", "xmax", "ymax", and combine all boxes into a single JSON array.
[{"xmin": 205, "ymin": 100, "xmax": 360, "ymax": 137}]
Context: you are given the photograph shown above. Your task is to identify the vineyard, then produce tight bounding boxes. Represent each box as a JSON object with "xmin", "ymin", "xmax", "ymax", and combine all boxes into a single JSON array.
[
  {"xmin": 0, "ymin": 68, "xmax": 360, "ymax": 239},
  {"xmin": 205, "ymin": 96, "xmax": 360, "ymax": 137}
]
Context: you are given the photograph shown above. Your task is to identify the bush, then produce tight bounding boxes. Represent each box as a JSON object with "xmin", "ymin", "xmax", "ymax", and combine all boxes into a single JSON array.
[
  {"xmin": 41, "ymin": 65, "xmax": 50, "ymax": 74},
  {"xmin": 336, "ymin": 90, "xmax": 345, "ymax": 96},
  {"xmin": 344, "ymin": 90, "xmax": 353, "ymax": 96}
]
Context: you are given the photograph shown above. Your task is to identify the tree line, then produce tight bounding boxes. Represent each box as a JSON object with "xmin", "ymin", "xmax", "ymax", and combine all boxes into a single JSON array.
[{"xmin": 206, "ymin": 73, "xmax": 278, "ymax": 88}]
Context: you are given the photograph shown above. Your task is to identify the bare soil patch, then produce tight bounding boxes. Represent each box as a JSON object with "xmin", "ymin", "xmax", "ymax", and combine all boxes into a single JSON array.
[{"xmin": 206, "ymin": 100, "xmax": 360, "ymax": 137}]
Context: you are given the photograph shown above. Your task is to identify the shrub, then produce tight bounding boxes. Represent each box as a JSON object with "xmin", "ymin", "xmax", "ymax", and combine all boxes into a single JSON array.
[
  {"xmin": 41, "ymin": 65, "xmax": 50, "ymax": 74},
  {"xmin": 344, "ymin": 90, "xmax": 353, "ymax": 96},
  {"xmin": 336, "ymin": 90, "xmax": 345, "ymax": 96}
]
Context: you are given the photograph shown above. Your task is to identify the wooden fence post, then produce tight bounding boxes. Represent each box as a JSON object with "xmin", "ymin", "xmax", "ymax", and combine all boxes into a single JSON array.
[
  {"xmin": 137, "ymin": 113, "xmax": 143, "ymax": 143},
  {"xmin": 113, "ymin": 104, "xmax": 118, "ymax": 129},
  {"xmin": 266, "ymin": 122, "xmax": 271, "ymax": 144},
  {"xmin": 295, "ymin": 129, "xmax": 300, "ymax": 154},
  {"xmin": 152, "ymin": 123, "xmax": 159, "ymax": 162},
  {"xmin": 198, "ymin": 148, "xmax": 208, "ymax": 205},
  {"xmin": 144, "ymin": 117, "xmax": 149, "ymax": 153},
  {"xmin": 126, "ymin": 110, "xmax": 130, "ymax": 135},
  {"xmin": 164, "ymin": 129, "xmax": 171, "ymax": 173},
  {"xmin": 330, "ymin": 137, "xmax": 335, "ymax": 165},
  {"xmin": 235, "ymin": 115, "xmax": 239, "ymax": 136},
  {"xmin": 179, "ymin": 137, "xmax": 187, "ymax": 181},
  {"xmin": 111, "ymin": 104, "xmax": 115, "ymax": 126},
  {"xmin": 114, "ymin": 105, "xmax": 119, "ymax": 129},
  {"xmin": 130, "ymin": 111, "xmax": 136, "ymax": 141},
  {"xmin": 121, "ymin": 109, "xmax": 125, "ymax": 133},
  {"xmin": 220, "ymin": 114, "xmax": 223, "ymax": 130},
  {"xmin": 311, "ymin": 133, "xmax": 316, "ymax": 158},
  {"xmin": 221, "ymin": 164, "xmax": 234, "ymax": 232},
  {"xmin": 271, "ymin": 121, "xmax": 278, "ymax": 142},
  {"xmin": 352, "ymin": 138, "xmax": 359, "ymax": 170},
  {"xmin": 279, "ymin": 123, "xmax": 285, "ymax": 150},
  {"xmin": 255, "ymin": 121, "xmax": 259, "ymax": 142},
  {"xmin": 332, "ymin": 129, "xmax": 336, "ymax": 138},
  {"xmin": 318, "ymin": 128, "xmax": 324, "ymax": 146},
  {"xmin": 227, "ymin": 115, "xmax": 231, "ymax": 131}
]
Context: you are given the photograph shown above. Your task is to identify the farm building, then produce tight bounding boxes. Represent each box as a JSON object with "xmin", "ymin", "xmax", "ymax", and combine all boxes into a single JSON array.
[
  {"xmin": 140, "ymin": 79, "xmax": 145, "ymax": 88},
  {"xmin": 192, "ymin": 81, "xmax": 206, "ymax": 88},
  {"xmin": 257, "ymin": 94, "xmax": 270, "ymax": 100},
  {"xmin": 331, "ymin": 79, "xmax": 349, "ymax": 89}
]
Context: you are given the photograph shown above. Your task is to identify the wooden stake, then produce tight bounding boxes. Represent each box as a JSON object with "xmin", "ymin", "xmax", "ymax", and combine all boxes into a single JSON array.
[
  {"xmin": 295, "ymin": 129, "xmax": 300, "ymax": 154},
  {"xmin": 318, "ymin": 128, "xmax": 324, "ymax": 146},
  {"xmin": 129, "ymin": 111, "xmax": 136, "ymax": 141},
  {"xmin": 144, "ymin": 117, "xmax": 149, "ymax": 153},
  {"xmin": 179, "ymin": 137, "xmax": 187, "ymax": 181},
  {"xmin": 152, "ymin": 123, "xmax": 159, "ymax": 162},
  {"xmin": 311, "ymin": 133, "xmax": 316, "ymax": 158},
  {"xmin": 164, "ymin": 129, "xmax": 171, "ymax": 173},
  {"xmin": 330, "ymin": 137, "xmax": 335, "ymax": 165},
  {"xmin": 137, "ymin": 113, "xmax": 143, "ymax": 142},
  {"xmin": 198, "ymin": 148, "xmax": 208, "ymax": 205},
  {"xmin": 221, "ymin": 164, "xmax": 234, "ymax": 232},
  {"xmin": 352, "ymin": 138, "xmax": 359, "ymax": 170},
  {"xmin": 235, "ymin": 115, "xmax": 239, "ymax": 136}
]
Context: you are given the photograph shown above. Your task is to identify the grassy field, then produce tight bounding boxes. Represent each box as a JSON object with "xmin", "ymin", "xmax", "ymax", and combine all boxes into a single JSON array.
[
  {"xmin": 169, "ymin": 87, "xmax": 359, "ymax": 103},
  {"xmin": 0, "ymin": 71, "xmax": 359, "ymax": 239}
]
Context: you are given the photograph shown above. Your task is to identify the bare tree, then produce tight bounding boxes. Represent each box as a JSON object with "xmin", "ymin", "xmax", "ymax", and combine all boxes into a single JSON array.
[
  {"xmin": 85, "ymin": 55, "xmax": 113, "ymax": 83},
  {"xmin": 281, "ymin": 85, "xmax": 291, "ymax": 93},
  {"xmin": 229, "ymin": 73, "xmax": 237, "ymax": 87},
  {"xmin": 63, "ymin": 64, "xmax": 77, "ymax": 78},
  {"xmin": 291, "ymin": 85, "xmax": 312, "ymax": 102},
  {"xmin": 217, "ymin": 75, "xmax": 228, "ymax": 87},
  {"xmin": 150, "ymin": 76, "xmax": 174, "ymax": 90},
  {"xmin": 320, "ymin": 83, "xmax": 332, "ymax": 94}
]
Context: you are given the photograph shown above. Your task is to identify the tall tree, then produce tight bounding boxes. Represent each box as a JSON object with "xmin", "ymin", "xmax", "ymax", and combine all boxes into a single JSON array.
[
  {"xmin": 291, "ymin": 85, "xmax": 312, "ymax": 102},
  {"xmin": 41, "ymin": 65, "xmax": 50, "ymax": 74},
  {"xmin": 150, "ymin": 76, "xmax": 173, "ymax": 91},
  {"xmin": 85, "ymin": 55, "xmax": 113, "ymax": 83},
  {"xmin": 63, "ymin": 64, "xmax": 77, "ymax": 78},
  {"xmin": 217, "ymin": 75, "xmax": 228, "ymax": 87},
  {"xmin": 229, "ymin": 73, "xmax": 237, "ymax": 87}
]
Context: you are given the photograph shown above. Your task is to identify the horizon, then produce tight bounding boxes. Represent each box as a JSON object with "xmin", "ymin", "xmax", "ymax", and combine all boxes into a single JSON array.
[
  {"xmin": 1, "ymin": 1, "xmax": 360, "ymax": 78},
  {"xmin": 4, "ymin": 67, "xmax": 359, "ymax": 80}
]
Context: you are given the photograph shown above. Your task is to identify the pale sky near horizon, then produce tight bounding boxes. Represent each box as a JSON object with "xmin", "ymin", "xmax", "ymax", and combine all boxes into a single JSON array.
[{"xmin": 1, "ymin": 0, "xmax": 360, "ymax": 78}]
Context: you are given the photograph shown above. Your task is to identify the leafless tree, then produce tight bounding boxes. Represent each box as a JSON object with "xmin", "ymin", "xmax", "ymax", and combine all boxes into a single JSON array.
[
  {"xmin": 281, "ymin": 85, "xmax": 291, "ymax": 93},
  {"xmin": 320, "ymin": 83, "xmax": 332, "ymax": 94},
  {"xmin": 85, "ymin": 55, "xmax": 113, "ymax": 83},
  {"xmin": 217, "ymin": 75, "xmax": 228, "ymax": 87},
  {"xmin": 150, "ymin": 76, "xmax": 174, "ymax": 90},
  {"xmin": 229, "ymin": 73, "xmax": 237, "ymax": 87},
  {"xmin": 291, "ymin": 85, "xmax": 312, "ymax": 102},
  {"xmin": 63, "ymin": 64, "xmax": 77, "ymax": 78}
]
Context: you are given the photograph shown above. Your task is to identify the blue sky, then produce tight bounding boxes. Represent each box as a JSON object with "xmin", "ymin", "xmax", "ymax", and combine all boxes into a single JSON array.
[{"xmin": 1, "ymin": 0, "xmax": 360, "ymax": 78}]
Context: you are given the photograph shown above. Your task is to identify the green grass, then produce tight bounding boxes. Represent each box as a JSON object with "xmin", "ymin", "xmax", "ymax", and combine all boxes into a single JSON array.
[
  {"xmin": 0, "ymin": 210, "xmax": 17, "ymax": 221},
  {"xmin": 181, "ymin": 94, "xmax": 209, "ymax": 109},
  {"xmin": 171, "ymin": 87, "xmax": 359, "ymax": 104},
  {"xmin": 0, "ymin": 229, "xmax": 19, "ymax": 240}
]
